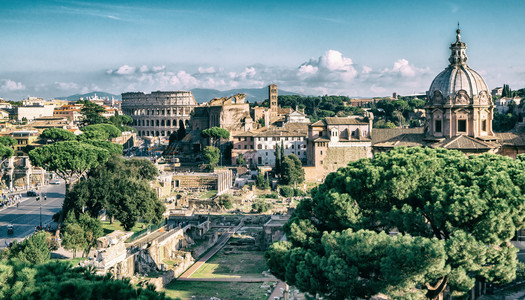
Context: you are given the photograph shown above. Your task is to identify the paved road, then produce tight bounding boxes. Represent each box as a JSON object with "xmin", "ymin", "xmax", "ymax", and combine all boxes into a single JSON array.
[{"xmin": 0, "ymin": 183, "xmax": 65, "ymax": 248}]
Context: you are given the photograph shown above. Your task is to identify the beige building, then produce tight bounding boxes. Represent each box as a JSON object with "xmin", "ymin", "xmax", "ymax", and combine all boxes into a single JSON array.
[
  {"xmin": 53, "ymin": 104, "xmax": 83, "ymax": 122},
  {"xmin": 231, "ymin": 123, "xmax": 308, "ymax": 167},
  {"xmin": 305, "ymin": 115, "xmax": 373, "ymax": 180},
  {"xmin": 121, "ymin": 91, "xmax": 197, "ymax": 138}
]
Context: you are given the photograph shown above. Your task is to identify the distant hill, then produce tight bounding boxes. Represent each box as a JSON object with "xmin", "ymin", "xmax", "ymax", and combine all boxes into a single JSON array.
[
  {"xmin": 56, "ymin": 88, "xmax": 300, "ymax": 103},
  {"xmin": 55, "ymin": 91, "xmax": 121, "ymax": 102},
  {"xmin": 190, "ymin": 87, "xmax": 300, "ymax": 103}
]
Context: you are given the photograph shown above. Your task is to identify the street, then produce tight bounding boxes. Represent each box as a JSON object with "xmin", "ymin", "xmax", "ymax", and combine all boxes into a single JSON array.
[{"xmin": 0, "ymin": 182, "xmax": 65, "ymax": 248}]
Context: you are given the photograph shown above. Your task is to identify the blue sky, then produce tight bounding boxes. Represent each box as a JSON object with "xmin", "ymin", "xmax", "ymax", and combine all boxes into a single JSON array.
[{"xmin": 0, "ymin": 0, "xmax": 524, "ymax": 100}]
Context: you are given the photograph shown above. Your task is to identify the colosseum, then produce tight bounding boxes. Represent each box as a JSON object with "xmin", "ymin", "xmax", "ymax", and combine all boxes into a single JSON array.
[{"xmin": 121, "ymin": 91, "xmax": 197, "ymax": 137}]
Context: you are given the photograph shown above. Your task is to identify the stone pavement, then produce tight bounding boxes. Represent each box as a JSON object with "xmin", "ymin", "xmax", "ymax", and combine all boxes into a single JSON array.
[{"xmin": 268, "ymin": 281, "xmax": 287, "ymax": 300}]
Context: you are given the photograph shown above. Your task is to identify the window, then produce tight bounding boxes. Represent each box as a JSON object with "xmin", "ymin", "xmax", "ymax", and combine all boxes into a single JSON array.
[
  {"xmin": 435, "ymin": 120, "xmax": 442, "ymax": 133},
  {"xmin": 320, "ymin": 151, "xmax": 323, "ymax": 155},
  {"xmin": 258, "ymin": 144, "xmax": 262, "ymax": 149},
  {"xmin": 458, "ymin": 119, "xmax": 467, "ymax": 132},
  {"xmin": 266, "ymin": 152, "xmax": 268, "ymax": 156},
  {"xmin": 244, "ymin": 145, "xmax": 247, "ymax": 149},
  {"xmin": 292, "ymin": 145, "xmax": 295, "ymax": 149},
  {"xmin": 265, "ymin": 145, "xmax": 268, "ymax": 150},
  {"xmin": 250, "ymin": 145, "xmax": 254, "ymax": 149},
  {"xmin": 258, "ymin": 157, "xmax": 262, "ymax": 164},
  {"xmin": 238, "ymin": 145, "xmax": 241, "ymax": 149},
  {"xmin": 482, "ymin": 120, "xmax": 487, "ymax": 131}
]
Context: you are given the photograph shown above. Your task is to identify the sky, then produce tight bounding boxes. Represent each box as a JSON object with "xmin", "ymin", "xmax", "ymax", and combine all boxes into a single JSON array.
[{"xmin": 0, "ymin": 0, "xmax": 524, "ymax": 100}]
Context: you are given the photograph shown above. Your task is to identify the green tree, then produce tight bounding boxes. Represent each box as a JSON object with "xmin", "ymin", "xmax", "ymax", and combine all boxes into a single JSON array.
[
  {"xmin": 280, "ymin": 154, "xmax": 304, "ymax": 186},
  {"xmin": 255, "ymin": 168, "xmax": 266, "ymax": 189},
  {"xmin": 200, "ymin": 127, "xmax": 230, "ymax": 147},
  {"xmin": 40, "ymin": 128, "xmax": 77, "ymax": 143},
  {"xmin": 83, "ymin": 140, "xmax": 123, "ymax": 156},
  {"xmin": 28, "ymin": 141, "xmax": 110, "ymax": 192},
  {"xmin": 62, "ymin": 211, "xmax": 87, "ymax": 258},
  {"xmin": 0, "ymin": 231, "xmax": 52, "ymax": 265},
  {"xmin": 82, "ymin": 124, "xmax": 122, "ymax": 139},
  {"xmin": 374, "ymin": 119, "xmax": 397, "ymax": 128},
  {"xmin": 252, "ymin": 199, "xmax": 273, "ymax": 213},
  {"xmin": 218, "ymin": 193, "xmax": 233, "ymax": 209},
  {"xmin": 0, "ymin": 136, "xmax": 16, "ymax": 147},
  {"xmin": 266, "ymin": 147, "xmax": 525, "ymax": 299},
  {"xmin": 63, "ymin": 156, "xmax": 164, "ymax": 230},
  {"xmin": 29, "ymin": 141, "xmax": 111, "ymax": 234},
  {"xmin": 0, "ymin": 259, "xmax": 165, "ymax": 299},
  {"xmin": 202, "ymin": 146, "xmax": 220, "ymax": 170},
  {"xmin": 78, "ymin": 100, "xmax": 106, "ymax": 125},
  {"xmin": 177, "ymin": 121, "xmax": 186, "ymax": 141},
  {"xmin": 236, "ymin": 153, "xmax": 246, "ymax": 165},
  {"xmin": 274, "ymin": 143, "xmax": 281, "ymax": 175}
]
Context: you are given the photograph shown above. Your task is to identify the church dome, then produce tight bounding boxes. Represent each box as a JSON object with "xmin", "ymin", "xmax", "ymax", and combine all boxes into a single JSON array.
[{"xmin": 428, "ymin": 29, "xmax": 490, "ymax": 104}]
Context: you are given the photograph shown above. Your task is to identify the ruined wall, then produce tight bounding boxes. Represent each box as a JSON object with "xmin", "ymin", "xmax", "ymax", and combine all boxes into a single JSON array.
[{"xmin": 304, "ymin": 145, "xmax": 372, "ymax": 182}]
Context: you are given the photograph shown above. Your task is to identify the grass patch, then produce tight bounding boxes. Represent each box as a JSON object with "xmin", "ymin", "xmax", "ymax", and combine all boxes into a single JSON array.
[
  {"xmin": 101, "ymin": 221, "xmax": 147, "ymax": 235},
  {"xmin": 164, "ymin": 281, "xmax": 273, "ymax": 300},
  {"xmin": 190, "ymin": 250, "xmax": 268, "ymax": 278},
  {"xmin": 198, "ymin": 190, "xmax": 217, "ymax": 200},
  {"xmin": 51, "ymin": 257, "xmax": 87, "ymax": 267}
]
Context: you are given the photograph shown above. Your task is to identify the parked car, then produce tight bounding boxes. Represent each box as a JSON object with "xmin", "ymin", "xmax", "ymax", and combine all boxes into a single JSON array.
[
  {"xmin": 7, "ymin": 224, "xmax": 14, "ymax": 234},
  {"xmin": 27, "ymin": 190, "xmax": 37, "ymax": 196},
  {"xmin": 51, "ymin": 179, "xmax": 60, "ymax": 185}
]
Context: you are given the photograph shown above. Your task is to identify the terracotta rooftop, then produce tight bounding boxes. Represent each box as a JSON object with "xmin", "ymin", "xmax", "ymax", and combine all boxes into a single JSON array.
[{"xmin": 324, "ymin": 117, "xmax": 368, "ymax": 125}]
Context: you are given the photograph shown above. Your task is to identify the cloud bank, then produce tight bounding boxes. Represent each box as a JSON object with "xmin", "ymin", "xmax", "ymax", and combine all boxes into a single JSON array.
[{"xmin": 0, "ymin": 50, "xmax": 437, "ymax": 100}]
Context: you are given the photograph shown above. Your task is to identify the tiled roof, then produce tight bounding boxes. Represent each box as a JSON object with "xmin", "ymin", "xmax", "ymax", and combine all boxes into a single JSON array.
[
  {"xmin": 310, "ymin": 120, "xmax": 324, "ymax": 127},
  {"xmin": 324, "ymin": 117, "xmax": 368, "ymax": 125},
  {"xmin": 371, "ymin": 128, "xmax": 424, "ymax": 144},
  {"xmin": 435, "ymin": 135, "xmax": 497, "ymax": 150},
  {"xmin": 495, "ymin": 132, "xmax": 525, "ymax": 147}
]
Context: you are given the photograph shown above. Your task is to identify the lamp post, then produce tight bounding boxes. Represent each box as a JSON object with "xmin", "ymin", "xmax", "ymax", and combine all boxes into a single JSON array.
[{"xmin": 39, "ymin": 202, "xmax": 42, "ymax": 229}]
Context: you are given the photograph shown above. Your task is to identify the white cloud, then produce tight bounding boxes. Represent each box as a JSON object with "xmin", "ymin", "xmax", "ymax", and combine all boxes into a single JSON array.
[
  {"xmin": 1, "ymin": 79, "xmax": 26, "ymax": 91},
  {"xmin": 152, "ymin": 65, "xmax": 166, "ymax": 72},
  {"xmin": 382, "ymin": 59, "xmax": 427, "ymax": 77},
  {"xmin": 54, "ymin": 82, "xmax": 78, "ymax": 90},
  {"xmin": 107, "ymin": 65, "xmax": 136, "ymax": 75},
  {"xmin": 198, "ymin": 66, "xmax": 216, "ymax": 74},
  {"xmin": 139, "ymin": 65, "xmax": 149, "ymax": 73},
  {"xmin": 298, "ymin": 50, "xmax": 357, "ymax": 82},
  {"xmin": 362, "ymin": 66, "xmax": 372, "ymax": 74}
]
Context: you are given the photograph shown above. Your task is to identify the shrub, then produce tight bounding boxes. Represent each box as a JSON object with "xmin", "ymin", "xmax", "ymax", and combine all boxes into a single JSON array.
[
  {"xmin": 265, "ymin": 192, "xmax": 278, "ymax": 199},
  {"xmin": 294, "ymin": 188, "xmax": 306, "ymax": 197},
  {"xmin": 252, "ymin": 199, "xmax": 273, "ymax": 213},
  {"xmin": 279, "ymin": 186, "xmax": 294, "ymax": 197},
  {"xmin": 219, "ymin": 194, "xmax": 233, "ymax": 209}
]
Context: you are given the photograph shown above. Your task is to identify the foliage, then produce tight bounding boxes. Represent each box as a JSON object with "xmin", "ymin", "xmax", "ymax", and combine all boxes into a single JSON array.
[
  {"xmin": 177, "ymin": 121, "xmax": 186, "ymax": 141},
  {"xmin": 63, "ymin": 156, "xmax": 164, "ymax": 231},
  {"xmin": 0, "ymin": 136, "xmax": 16, "ymax": 146},
  {"xmin": 28, "ymin": 141, "xmax": 110, "ymax": 190},
  {"xmin": 252, "ymin": 199, "xmax": 273, "ymax": 213},
  {"xmin": 374, "ymin": 119, "xmax": 397, "ymax": 128},
  {"xmin": 0, "ymin": 259, "xmax": 165, "ymax": 299},
  {"xmin": 201, "ymin": 127, "xmax": 230, "ymax": 147},
  {"xmin": 294, "ymin": 188, "xmax": 306, "ymax": 197},
  {"xmin": 40, "ymin": 128, "xmax": 77, "ymax": 143},
  {"xmin": 78, "ymin": 100, "xmax": 107, "ymax": 125},
  {"xmin": 257, "ymin": 118, "xmax": 265, "ymax": 127},
  {"xmin": 279, "ymin": 186, "xmax": 294, "ymax": 198},
  {"xmin": 265, "ymin": 192, "xmax": 278, "ymax": 199},
  {"xmin": 82, "ymin": 123, "xmax": 122, "ymax": 139},
  {"xmin": 493, "ymin": 110, "xmax": 518, "ymax": 132},
  {"xmin": 83, "ymin": 140, "xmax": 123, "ymax": 156},
  {"xmin": 255, "ymin": 169, "xmax": 267, "ymax": 189},
  {"xmin": 236, "ymin": 153, "xmax": 245, "ymax": 165},
  {"xmin": 502, "ymin": 84, "xmax": 514, "ymax": 98},
  {"xmin": 264, "ymin": 95, "xmax": 364, "ymax": 122},
  {"xmin": 266, "ymin": 147, "xmax": 525, "ymax": 298},
  {"xmin": 62, "ymin": 212, "xmax": 103, "ymax": 257},
  {"xmin": 77, "ymin": 130, "xmax": 109, "ymax": 141},
  {"xmin": 218, "ymin": 194, "xmax": 233, "ymax": 209},
  {"xmin": 280, "ymin": 154, "xmax": 305, "ymax": 186},
  {"xmin": 202, "ymin": 146, "xmax": 220, "ymax": 170},
  {"xmin": 0, "ymin": 231, "xmax": 52, "ymax": 265},
  {"xmin": 109, "ymin": 113, "xmax": 134, "ymax": 132}
]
